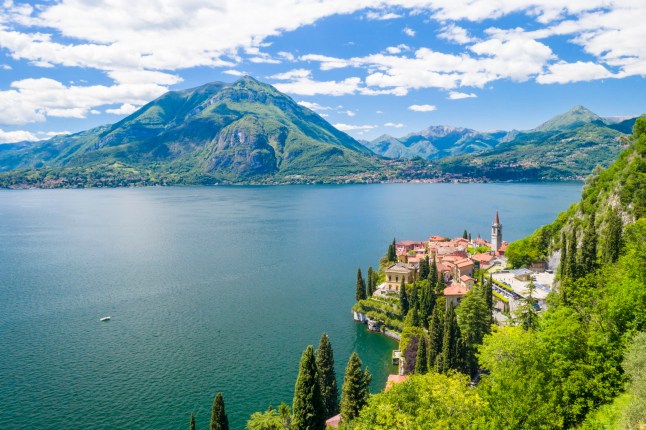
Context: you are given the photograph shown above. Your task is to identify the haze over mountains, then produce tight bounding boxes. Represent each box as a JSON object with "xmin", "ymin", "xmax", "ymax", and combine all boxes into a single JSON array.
[{"xmin": 0, "ymin": 77, "xmax": 640, "ymax": 187}]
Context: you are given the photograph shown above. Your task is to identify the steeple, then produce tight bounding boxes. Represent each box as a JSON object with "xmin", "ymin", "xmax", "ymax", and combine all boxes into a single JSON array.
[{"xmin": 491, "ymin": 210, "xmax": 502, "ymax": 251}]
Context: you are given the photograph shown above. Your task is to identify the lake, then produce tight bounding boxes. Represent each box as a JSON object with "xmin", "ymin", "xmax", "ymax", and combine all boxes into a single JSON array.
[{"xmin": 0, "ymin": 182, "xmax": 582, "ymax": 429}]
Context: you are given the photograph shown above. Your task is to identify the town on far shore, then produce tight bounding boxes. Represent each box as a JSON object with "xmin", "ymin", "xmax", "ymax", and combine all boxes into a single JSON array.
[{"xmin": 351, "ymin": 211, "xmax": 557, "ymax": 386}]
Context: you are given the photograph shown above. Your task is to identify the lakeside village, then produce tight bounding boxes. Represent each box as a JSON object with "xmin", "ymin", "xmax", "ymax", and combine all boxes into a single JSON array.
[{"xmin": 351, "ymin": 212, "xmax": 556, "ymax": 391}]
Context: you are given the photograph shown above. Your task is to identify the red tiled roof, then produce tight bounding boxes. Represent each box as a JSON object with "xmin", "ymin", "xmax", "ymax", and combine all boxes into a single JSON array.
[
  {"xmin": 471, "ymin": 253, "xmax": 494, "ymax": 263},
  {"xmin": 385, "ymin": 374, "xmax": 409, "ymax": 390},
  {"xmin": 460, "ymin": 275, "xmax": 476, "ymax": 281},
  {"xmin": 456, "ymin": 259, "xmax": 474, "ymax": 267},
  {"xmin": 444, "ymin": 284, "xmax": 469, "ymax": 296},
  {"xmin": 429, "ymin": 235, "xmax": 448, "ymax": 242},
  {"xmin": 325, "ymin": 414, "xmax": 342, "ymax": 428}
]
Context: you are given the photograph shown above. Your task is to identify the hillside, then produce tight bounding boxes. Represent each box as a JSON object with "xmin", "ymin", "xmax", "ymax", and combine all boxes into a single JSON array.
[
  {"xmin": 0, "ymin": 77, "xmax": 381, "ymax": 186},
  {"xmin": 345, "ymin": 118, "xmax": 646, "ymax": 430}
]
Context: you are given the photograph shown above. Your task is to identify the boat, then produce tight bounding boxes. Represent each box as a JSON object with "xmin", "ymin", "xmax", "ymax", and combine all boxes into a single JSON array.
[{"xmin": 100, "ymin": 316, "xmax": 111, "ymax": 322}]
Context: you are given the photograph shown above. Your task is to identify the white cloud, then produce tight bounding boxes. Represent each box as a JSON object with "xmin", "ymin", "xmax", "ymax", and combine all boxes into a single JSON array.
[
  {"xmin": 333, "ymin": 123, "xmax": 376, "ymax": 131},
  {"xmin": 105, "ymin": 103, "xmax": 140, "ymax": 115},
  {"xmin": 438, "ymin": 24, "xmax": 476, "ymax": 44},
  {"xmin": 537, "ymin": 61, "xmax": 614, "ymax": 84},
  {"xmin": 222, "ymin": 70, "xmax": 248, "ymax": 76},
  {"xmin": 0, "ymin": 128, "xmax": 69, "ymax": 144},
  {"xmin": 448, "ymin": 91, "xmax": 477, "ymax": 99},
  {"xmin": 0, "ymin": 78, "xmax": 166, "ymax": 125},
  {"xmin": 342, "ymin": 110, "xmax": 356, "ymax": 117},
  {"xmin": 277, "ymin": 51, "xmax": 296, "ymax": 61},
  {"xmin": 272, "ymin": 69, "xmax": 362, "ymax": 96},
  {"xmin": 376, "ymin": 110, "xmax": 384, "ymax": 114},
  {"xmin": 385, "ymin": 44, "xmax": 410, "ymax": 54},
  {"xmin": 270, "ymin": 69, "xmax": 312, "ymax": 80},
  {"xmin": 408, "ymin": 104, "xmax": 437, "ymax": 112},
  {"xmin": 384, "ymin": 122, "xmax": 404, "ymax": 127},
  {"xmin": 403, "ymin": 27, "xmax": 415, "ymax": 37},
  {"xmin": 1, "ymin": 64, "xmax": 12, "ymax": 70},
  {"xmin": 297, "ymin": 101, "xmax": 331, "ymax": 111},
  {"xmin": 365, "ymin": 11, "xmax": 403, "ymax": 20}
]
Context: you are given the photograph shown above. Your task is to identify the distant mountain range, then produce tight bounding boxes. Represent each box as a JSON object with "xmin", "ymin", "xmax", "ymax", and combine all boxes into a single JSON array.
[
  {"xmin": 0, "ymin": 77, "xmax": 380, "ymax": 186},
  {"xmin": 0, "ymin": 77, "xmax": 641, "ymax": 187}
]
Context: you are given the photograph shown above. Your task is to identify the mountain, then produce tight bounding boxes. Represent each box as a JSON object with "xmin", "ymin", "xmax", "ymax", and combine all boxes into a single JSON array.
[
  {"xmin": 533, "ymin": 105, "xmax": 603, "ymax": 132},
  {"xmin": 365, "ymin": 126, "xmax": 508, "ymax": 160},
  {"xmin": 0, "ymin": 77, "xmax": 379, "ymax": 186}
]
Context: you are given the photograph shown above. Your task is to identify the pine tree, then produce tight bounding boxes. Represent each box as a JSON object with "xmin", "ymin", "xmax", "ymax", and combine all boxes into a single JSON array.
[
  {"xmin": 419, "ymin": 257, "xmax": 429, "ymax": 279},
  {"xmin": 414, "ymin": 336, "xmax": 428, "ymax": 374},
  {"xmin": 516, "ymin": 281, "xmax": 539, "ymax": 331},
  {"xmin": 438, "ymin": 304, "xmax": 464, "ymax": 374},
  {"xmin": 482, "ymin": 276, "xmax": 493, "ymax": 323},
  {"xmin": 387, "ymin": 238, "xmax": 397, "ymax": 262},
  {"xmin": 418, "ymin": 282, "xmax": 435, "ymax": 329},
  {"xmin": 316, "ymin": 333, "xmax": 339, "ymax": 418},
  {"xmin": 190, "ymin": 413, "xmax": 196, "ymax": 430},
  {"xmin": 292, "ymin": 345, "xmax": 325, "ymax": 430},
  {"xmin": 456, "ymin": 287, "xmax": 490, "ymax": 376},
  {"xmin": 340, "ymin": 352, "xmax": 371, "ymax": 422},
  {"xmin": 210, "ymin": 392, "xmax": 229, "ymax": 430},
  {"xmin": 566, "ymin": 229, "xmax": 579, "ymax": 279},
  {"xmin": 366, "ymin": 267, "xmax": 374, "ymax": 297},
  {"xmin": 463, "ymin": 229, "xmax": 468, "ymax": 239},
  {"xmin": 355, "ymin": 268, "xmax": 366, "ymax": 301},
  {"xmin": 399, "ymin": 281, "xmax": 409, "ymax": 317},
  {"xmin": 427, "ymin": 303, "xmax": 444, "ymax": 370},
  {"xmin": 435, "ymin": 274, "xmax": 446, "ymax": 295},
  {"xmin": 409, "ymin": 284, "xmax": 419, "ymax": 310}
]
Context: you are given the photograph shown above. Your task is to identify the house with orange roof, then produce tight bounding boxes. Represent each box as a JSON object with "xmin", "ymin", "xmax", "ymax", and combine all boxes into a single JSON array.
[
  {"xmin": 385, "ymin": 262, "xmax": 417, "ymax": 291},
  {"xmin": 453, "ymin": 258, "xmax": 474, "ymax": 279},
  {"xmin": 471, "ymin": 253, "xmax": 495, "ymax": 270},
  {"xmin": 460, "ymin": 274, "xmax": 476, "ymax": 288},
  {"xmin": 444, "ymin": 283, "xmax": 469, "ymax": 309}
]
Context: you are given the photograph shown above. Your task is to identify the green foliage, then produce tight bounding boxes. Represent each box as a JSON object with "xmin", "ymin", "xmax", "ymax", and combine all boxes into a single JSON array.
[
  {"xmin": 619, "ymin": 332, "xmax": 646, "ymax": 429},
  {"xmin": 190, "ymin": 413, "xmax": 196, "ymax": 430},
  {"xmin": 340, "ymin": 353, "xmax": 371, "ymax": 423},
  {"xmin": 438, "ymin": 304, "xmax": 465, "ymax": 374},
  {"xmin": 292, "ymin": 345, "xmax": 325, "ymax": 430},
  {"xmin": 355, "ymin": 269, "xmax": 366, "ymax": 302},
  {"xmin": 316, "ymin": 333, "xmax": 339, "ymax": 419},
  {"xmin": 418, "ymin": 257, "xmax": 429, "ymax": 279},
  {"xmin": 210, "ymin": 392, "xmax": 229, "ymax": 430},
  {"xmin": 456, "ymin": 286, "xmax": 491, "ymax": 375},
  {"xmin": 387, "ymin": 239, "xmax": 396, "ymax": 263},
  {"xmin": 398, "ymin": 282, "xmax": 408, "ymax": 318},
  {"xmin": 427, "ymin": 302, "xmax": 444, "ymax": 371},
  {"xmin": 345, "ymin": 373, "xmax": 487, "ymax": 430},
  {"xmin": 246, "ymin": 407, "xmax": 284, "ymax": 430},
  {"xmin": 366, "ymin": 267, "xmax": 375, "ymax": 297},
  {"xmin": 414, "ymin": 336, "xmax": 428, "ymax": 374}
]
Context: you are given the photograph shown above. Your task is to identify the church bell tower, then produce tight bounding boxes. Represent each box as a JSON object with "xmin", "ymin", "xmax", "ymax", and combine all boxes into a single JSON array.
[{"xmin": 492, "ymin": 210, "xmax": 502, "ymax": 251}]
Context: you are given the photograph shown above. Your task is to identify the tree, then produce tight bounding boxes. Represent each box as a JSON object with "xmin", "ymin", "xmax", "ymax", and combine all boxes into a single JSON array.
[
  {"xmin": 399, "ymin": 282, "xmax": 409, "ymax": 317},
  {"xmin": 316, "ymin": 333, "xmax": 339, "ymax": 418},
  {"xmin": 355, "ymin": 269, "xmax": 366, "ymax": 301},
  {"xmin": 438, "ymin": 304, "xmax": 464, "ymax": 374},
  {"xmin": 414, "ymin": 336, "xmax": 428, "ymax": 374},
  {"xmin": 387, "ymin": 238, "xmax": 397, "ymax": 262},
  {"xmin": 292, "ymin": 345, "xmax": 325, "ymax": 430},
  {"xmin": 559, "ymin": 231, "xmax": 568, "ymax": 279},
  {"xmin": 463, "ymin": 229, "xmax": 468, "ymax": 239},
  {"xmin": 418, "ymin": 258, "xmax": 429, "ymax": 279},
  {"xmin": 515, "ymin": 281, "xmax": 539, "ymax": 331},
  {"xmin": 435, "ymin": 274, "xmax": 445, "ymax": 296},
  {"xmin": 418, "ymin": 282, "xmax": 435, "ymax": 329},
  {"xmin": 456, "ymin": 287, "xmax": 491, "ymax": 376},
  {"xmin": 427, "ymin": 302, "xmax": 444, "ymax": 371},
  {"xmin": 190, "ymin": 414, "xmax": 196, "ymax": 430},
  {"xmin": 366, "ymin": 267, "xmax": 375, "ymax": 297},
  {"xmin": 603, "ymin": 208, "xmax": 623, "ymax": 264},
  {"xmin": 340, "ymin": 352, "xmax": 371, "ymax": 422},
  {"xmin": 246, "ymin": 407, "xmax": 283, "ymax": 430},
  {"xmin": 404, "ymin": 303, "xmax": 420, "ymax": 328},
  {"xmin": 409, "ymin": 284, "xmax": 419, "ymax": 310},
  {"xmin": 481, "ymin": 276, "xmax": 493, "ymax": 323},
  {"xmin": 566, "ymin": 228, "xmax": 580, "ymax": 279},
  {"xmin": 210, "ymin": 392, "xmax": 229, "ymax": 430},
  {"xmin": 428, "ymin": 256, "xmax": 438, "ymax": 290},
  {"xmin": 580, "ymin": 213, "xmax": 598, "ymax": 270}
]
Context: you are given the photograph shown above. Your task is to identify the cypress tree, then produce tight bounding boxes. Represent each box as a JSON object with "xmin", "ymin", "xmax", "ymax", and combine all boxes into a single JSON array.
[
  {"xmin": 355, "ymin": 268, "xmax": 366, "ymax": 301},
  {"xmin": 190, "ymin": 414, "xmax": 196, "ymax": 430},
  {"xmin": 419, "ymin": 283, "xmax": 435, "ymax": 329},
  {"xmin": 419, "ymin": 258, "xmax": 430, "ymax": 279},
  {"xmin": 399, "ymin": 281, "xmax": 409, "ymax": 317},
  {"xmin": 366, "ymin": 266, "xmax": 374, "ymax": 297},
  {"xmin": 566, "ymin": 229, "xmax": 579, "ymax": 279},
  {"xmin": 292, "ymin": 345, "xmax": 325, "ymax": 430},
  {"xmin": 580, "ymin": 213, "xmax": 598, "ymax": 270},
  {"xmin": 387, "ymin": 238, "xmax": 397, "ymax": 262},
  {"xmin": 428, "ymin": 303, "xmax": 444, "ymax": 370},
  {"xmin": 210, "ymin": 392, "xmax": 229, "ymax": 430},
  {"xmin": 457, "ymin": 287, "xmax": 490, "ymax": 376},
  {"xmin": 316, "ymin": 333, "xmax": 339, "ymax": 418},
  {"xmin": 516, "ymin": 281, "xmax": 539, "ymax": 331},
  {"xmin": 559, "ymin": 231, "xmax": 568, "ymax": 279},
  {"xmin": 428, "ymin": 256, "xmax": 438, "ymax": 289},
  {"xmin": 463, "ymin": 229, "xmax": 468, "ymax": 239},
  {"xmin": 604, "ymin": 208, "xmax": 622, "ymax": 264},
  {"xmin": 414, "ymin": 336, "xmax": 428, "ymax": 374},
  {"xmin": 409, "ymin": 284, "xmax": 419, "ymax": 310},
  {"xmin": 438, "ymin": 304, "xmax": 463, "ymax": 374},
  {"xmin": 435, "ymin": 274, "xmax": 446, "ymax": 295},
  {"xmin": 340, "ymin": 352, "xmax": 371, "ymax": 422}
]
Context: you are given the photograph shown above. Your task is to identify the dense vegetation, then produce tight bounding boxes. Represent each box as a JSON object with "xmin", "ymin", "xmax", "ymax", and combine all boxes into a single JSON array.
[{"xmin": 341, "ymin": 118, "xmax": 646, "ymax": 429}]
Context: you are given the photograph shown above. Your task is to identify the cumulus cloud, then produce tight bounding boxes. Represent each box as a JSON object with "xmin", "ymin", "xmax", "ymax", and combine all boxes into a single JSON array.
[
  {"xmin": 384, "ymin": 122, "xmax": 404, "ymax": 127},
  {"xmin": 365, "ymin": 11, "xmax": 403, "ymax": 20},
  {"xmin": 333, "ymin": 123, "xmax": 376, "ymax": 131},
  {"xmin": 0, "ymin": 128, "xmax": 69, "ymax": 144},
  {"xmin": 448, "ymin": 91, "xmax": 477, "ymax": 99},
  {"xmin": 438, "ymin": 24, "xmax": 476, "ymax": 44},
  {"xmin": 403, "ymin": 27, "xmax": 415, "ymax": 37},
  {"xmin": 105, "ymin": 103, "xmax": 140, "ymax": 115},
  {"xmin": 408, "ymin": 104, "xmax": 437, "ymax": 112},
  {"xmin": 297, "ymin": 101, "xmax": 331, "ymax": 111}
]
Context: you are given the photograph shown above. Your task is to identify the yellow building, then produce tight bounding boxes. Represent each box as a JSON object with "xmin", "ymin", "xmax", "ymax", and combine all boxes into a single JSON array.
[{"xmin": 385, "ymin": 263, "xmax": 417, "ymax": 291}]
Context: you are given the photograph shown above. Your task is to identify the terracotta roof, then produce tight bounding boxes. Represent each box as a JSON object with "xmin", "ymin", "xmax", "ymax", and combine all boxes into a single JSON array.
[
  {"xmin": 460, "ymin": 275, "xmax": 476, "ymax": 281},
  {"xmin": 385, "ymin": 374, "xmax": 409, "ymax": 390},
  {"xmin": 444, "ymin": 284, "xmax": 469, "ymax": 296},
  {"xmin": 456, "ymin": 259, "xmax": 474, "ymax": 268},
  {"xmin": 429, "ymin": 235, "xmax": 448, "ymax": 242},
  {"xmin": 471, "ymin": 253, "xmax": 494, "ymax": 263},
  {"xmin": 386, "ymin": 263, "xmax": 411, "ymax": 273},
  {"xmin": 397, "ymin": 240, "xmax": 422, "ymax": 246},
  {"xmin": 325, "ymin": 414, "xmax": 341, "ymax": 428}
]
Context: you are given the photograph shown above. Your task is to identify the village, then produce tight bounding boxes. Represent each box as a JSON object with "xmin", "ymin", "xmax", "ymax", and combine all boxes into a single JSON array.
[{"xmin": 351, "ymin": 211, "xmax": 557, "ymax": 386}]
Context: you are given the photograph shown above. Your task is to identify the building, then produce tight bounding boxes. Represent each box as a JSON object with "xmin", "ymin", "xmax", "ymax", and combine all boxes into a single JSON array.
[
  {"xmin": 385, "ymin": 262, "xmax": 417, "ymax": 291},
  {"xmin": 444, "ymin": 283, "xmax": 469, "ymax": 309},
  {"xmin": 491, "ymin": 210, "xmax": 503, "ymax": 251}
]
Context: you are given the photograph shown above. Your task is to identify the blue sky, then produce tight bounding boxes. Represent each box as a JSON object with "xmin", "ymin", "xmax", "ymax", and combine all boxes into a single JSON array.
[{"xmin": 0, "ymin": 0, "xmax": 644, "ymax": 143}]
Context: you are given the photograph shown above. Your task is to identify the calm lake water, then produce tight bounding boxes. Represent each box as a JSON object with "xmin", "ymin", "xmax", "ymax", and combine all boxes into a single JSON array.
[{"xmin": 0, "ymin": 182, "xmax": 582, "ymax": 429}]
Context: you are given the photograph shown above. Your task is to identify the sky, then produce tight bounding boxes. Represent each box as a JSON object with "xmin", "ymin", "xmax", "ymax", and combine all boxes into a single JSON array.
[{"xmin": 0, "ymin": 0, "xmax": 645, "ymax": 143}]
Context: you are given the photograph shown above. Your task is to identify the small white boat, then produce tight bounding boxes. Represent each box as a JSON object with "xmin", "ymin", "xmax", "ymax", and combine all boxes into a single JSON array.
[{"xmin": 100, "ymin": 316, "xmax": 111, "ymax": 322}]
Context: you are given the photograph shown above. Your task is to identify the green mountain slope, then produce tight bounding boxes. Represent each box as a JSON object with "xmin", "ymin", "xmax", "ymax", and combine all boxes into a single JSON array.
[
  {"xmin": 533, "ymin": 105, "xmax": 603, "ymax": 132},
  {"xmin": 0, "ymin": 77, "xmax": 379, "ymax": 185}
]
